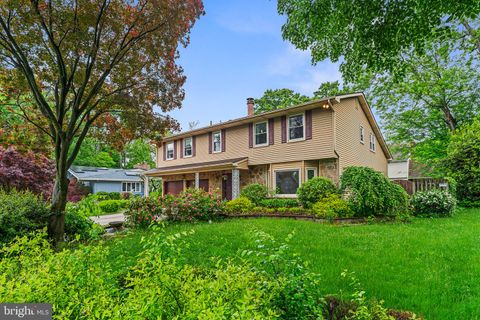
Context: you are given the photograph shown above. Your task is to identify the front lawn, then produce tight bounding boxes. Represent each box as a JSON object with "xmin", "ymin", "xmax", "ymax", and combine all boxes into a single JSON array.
[{"xmin": 107, "ymin": 208, "xmax": 480, "ymax": 319}]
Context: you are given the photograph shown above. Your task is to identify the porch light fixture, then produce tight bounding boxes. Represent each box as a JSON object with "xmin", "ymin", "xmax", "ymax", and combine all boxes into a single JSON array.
[{"xmin": 322, "ymin": 103, "xmax": 330, "ymax": 109}]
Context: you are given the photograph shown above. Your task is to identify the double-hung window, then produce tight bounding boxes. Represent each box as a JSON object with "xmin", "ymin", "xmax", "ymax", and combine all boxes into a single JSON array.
[
  {"xmin": 360, "ymin": 126, "xmax": 365, "ymax": 143},
  {"xmin": 288, "ymin": 114, "xmax": 304, "ymax": 141},
  {"xmin": 275, "ymin": 170, "xmax": 300, "ymax": 195},
  {"xmin": 254, "ymin": 121, "xmax": 268, "ymax": 146},
  {"xmin": 122, "ymin": 182, "xmax": 141, "ymax": 193},
  {"xmin": 183, "ymin": 137, "xmax": 192, "ymax": 157},
  {"xmin": 166, "ymin": 142, "xmax": 174, "ymax": 160},
  {"xmin": 212, "ymin": 131, "xmax": 222, "ymax": 153},
  {"xmin": 369, "ymin": 133, "xmax": 376, "ymax": 152}
]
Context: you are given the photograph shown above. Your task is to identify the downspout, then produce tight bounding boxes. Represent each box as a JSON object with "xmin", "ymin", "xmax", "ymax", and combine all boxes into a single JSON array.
[{"xmin": 328, "ymin": 99, "xmax": 341, "ymax": 184}]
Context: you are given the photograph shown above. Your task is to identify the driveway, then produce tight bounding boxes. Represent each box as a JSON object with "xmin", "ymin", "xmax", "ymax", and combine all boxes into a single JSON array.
[{"xmin": 90, "ymin": 213, "xmax": 125, "ymax": 227}]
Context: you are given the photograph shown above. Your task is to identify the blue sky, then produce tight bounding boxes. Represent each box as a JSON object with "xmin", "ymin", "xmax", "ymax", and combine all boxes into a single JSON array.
[{"xmin": 169, "ymin": 0, "xmax": 342, "ymax": 131}]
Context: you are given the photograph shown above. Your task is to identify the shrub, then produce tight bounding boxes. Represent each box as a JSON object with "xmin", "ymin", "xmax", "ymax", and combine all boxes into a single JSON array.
[
  {"xmin": 445, "ymin": 118, "xmax": 480, "ymax": 206},
  {"xmin": 240, "ymin": 183, "xmax": 269, "ymax": 205},
  {"xmin": 296, "ymin": 177, "xmax": 337, "ymax": 209},
  {"xmin": 312, "ymin": 194, "xmax": 354, "ymax": 219},
  {"xmin": 125, "ymin": 197, "xmax": 163, "ymax": 228},
  {"xmin": 165, "ymin": 188, "xmax": 224, "ymax": 222},
  {"xmin": 225, "ymin": 197, "xmax": 254, "ymax": 214},
  {"xmin": 259, "ymin": 198, "xmax": 299, "ymax": 208},
  {"xmin": 98, "ymin": 200, "xmax": 120, "ymax": 213},
  {"xmin": 64, "ymin": 203, "xmax": 104, "ymax": 241},
  {"xmin": 0, "ymin": 189, "xmax": 51, "ymax": 243},
  {"xmin": 340, "ymin": 166, "xmax": 409, "ymax": 217},
  {"xmin": 411, "ymin": 190, "xmax": 456, "ymax": 217},
  {"xmin": 95, "ymin": 191, "xmax": 121, "ymax": 200}
]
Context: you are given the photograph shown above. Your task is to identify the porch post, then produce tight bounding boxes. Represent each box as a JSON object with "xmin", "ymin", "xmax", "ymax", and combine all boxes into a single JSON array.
[
  {"xmin": 144, "ymin": 176, "xmax": 149, "ymax": 197},
  {"xmin": 195, "ymin": 172, "xmax": 200, "ymax": 189},
  {"xmin": 232, "ymin": 168, "xmax": 240, "ymax": 199}
]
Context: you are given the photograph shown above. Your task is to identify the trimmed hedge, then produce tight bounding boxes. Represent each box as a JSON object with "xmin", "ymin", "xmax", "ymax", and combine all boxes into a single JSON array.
[
  {"xmin": 259, "ymin": 198, "xmax": 300, "ymax": 208},
  {"xmin": 297, "ymin": 177, "xmax": 337, "ymax": 209},
  {"xmin": 312, "ymin": 194, "xmax": 354, "ymax": 219},
  {"xmin": 225, "ymin": 197, "xmax": 254, "ymax": 214},
  {"xmin": 411, "ymin": 190, "xmax": 456, "ymax": 217}
]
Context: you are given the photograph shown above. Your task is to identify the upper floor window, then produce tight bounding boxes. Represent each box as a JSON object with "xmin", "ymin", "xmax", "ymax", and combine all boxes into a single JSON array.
[
  {"xmin": 254, "ymin": 121, "xmax": 268, "ymax": 146},
  {"xmin": 369, "ymin": 133, "xmax": 376, "ymax": 152},
  {"xmin": 212, "ymin": 131, "xmax": 222, "ymax": 153},
  {"xmin": 166, "ymin": 142, "xmax": 174, "ymax": 160},
  {"xmin": 360, "ymin": 126, "xmax": 365, "ymax": 143},
  {"xmin": 183, "ymin": 137, "xmax": 192, "ymax": 157},
  {"xmin": 288, "ymin": 114, "xmax": 304, "ymax": 141}
]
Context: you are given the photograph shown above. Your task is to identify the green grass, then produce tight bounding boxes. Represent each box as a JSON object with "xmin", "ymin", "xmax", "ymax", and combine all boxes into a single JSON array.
[{"xmin": 106, "ymin": 208, "xmax": 480, "ymax": 320}]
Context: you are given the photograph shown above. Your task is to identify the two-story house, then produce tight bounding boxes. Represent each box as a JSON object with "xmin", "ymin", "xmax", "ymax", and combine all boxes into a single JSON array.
[{"xmin": 145, "ymin": 92, "xmax": 391, "ymax": 200}]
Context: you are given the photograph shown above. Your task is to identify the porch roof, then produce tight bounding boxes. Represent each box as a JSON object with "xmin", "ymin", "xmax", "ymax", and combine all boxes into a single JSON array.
[{"xmin": 145, "ymin": 157, "xmax": 249, "ymax": 176}]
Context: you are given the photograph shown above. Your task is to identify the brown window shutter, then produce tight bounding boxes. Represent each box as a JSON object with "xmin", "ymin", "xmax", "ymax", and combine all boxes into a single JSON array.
[
  {"xmin": 173, "ymin": 140, "xmax": 177, "ymax": 159},
  {"xmin": 163, "ymin": 143, "xmax": 166, "ymax": 161},
  {"xmin": 268, "ymin": 118, "xmax": 274, "ymax": 145},
  {"xmin": 281, "ymin": 116, "xmax": 287, "ymax": 143},
  {"xmin": 221, "ymin": 129, "xmax": 226, "ymax": 152},
  {"xmin": 208, "ymin": 132, "xmax": 212, "ymax": 154},
  {"xmin": 305, "ymin": 110, "xmax": 312, "ymax": 140},
  {"xmin": 179, "ymin": 139, "xmax": 183, "ymax": 158},
  {"xmin": 248, "ymin": 123, "xmax": 253, "ymax": 148},
  {"xmin": 192, "ymin": 136, "xmax": 196, "ymax": 156}
]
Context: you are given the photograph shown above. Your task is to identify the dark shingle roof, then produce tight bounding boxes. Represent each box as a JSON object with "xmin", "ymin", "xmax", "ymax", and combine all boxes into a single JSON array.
[{"xmin": 69, "ymin": 166, "xmax": 144, "ymax": 182}]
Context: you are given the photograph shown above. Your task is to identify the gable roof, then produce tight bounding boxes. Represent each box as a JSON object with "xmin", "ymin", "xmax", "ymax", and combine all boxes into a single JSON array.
[
  {"xmin": 68, "ymin": 166, "xmax": 144, "ymax": 182},
  {"xmin": 158, "ymin": 92, "xmax": 392, "ymax": 159}
]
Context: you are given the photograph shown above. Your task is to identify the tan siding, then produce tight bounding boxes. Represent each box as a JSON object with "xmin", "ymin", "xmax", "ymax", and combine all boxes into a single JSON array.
[
  {"xmin": 334, "ymin": 98, "xmax": 388, "ymax": 175},
  {"xmin": 156, "ymin": 108, "xmax": 335, "ymax": 168}
]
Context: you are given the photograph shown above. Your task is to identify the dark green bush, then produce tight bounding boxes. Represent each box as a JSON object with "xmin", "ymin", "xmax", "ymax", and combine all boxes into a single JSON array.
[
  {"xmin": 240, "ymin": 183, "xmax": 269, "ymax": 205},
  {"xmin": 296, "ymin": 177, "xmax": 337, "ymax": 209},
  {"xmin": 225, "ymin": 197, "xmax": 254, "ymax": 214},
  {"xmin": 259, "ymin": 198, "xmax": 299, "ymax": 208},
  {"xmin": 340, "ymin": 166, "xmax": 409, "ymax": 217},
  {"xmin": 98, "ymin": 200, "xmax": 129, "ymax": 213},
  {"xmin": 411, "ymin": 190, "xmax": 456, "ymax": 217},
  {"xmin": 95, "ymin": 191, "xmax": 121, "ymax": 200},
  {"xmin": 312, "ymin": 194, "xmax": 354, "ymax": 219},
  {"xmin": 64, "ymin": 203, "xmax": 104, "ymax": 241},
  {"xmin": 0, "ymin": 189, "xmax": 50, "ymax": 244}
]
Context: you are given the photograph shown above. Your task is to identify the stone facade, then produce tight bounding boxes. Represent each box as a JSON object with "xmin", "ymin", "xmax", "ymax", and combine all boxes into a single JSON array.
[
  {"xmin": 240, "ymin": 165, "xmax": 268, "ymax": 189},
  {"xmin": 319, "ymin": 159, "xmax": 339, "ymax": 184}
]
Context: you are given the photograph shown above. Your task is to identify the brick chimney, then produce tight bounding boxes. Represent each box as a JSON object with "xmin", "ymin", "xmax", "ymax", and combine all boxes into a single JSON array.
[
  {"xmin": 247, "ymin": 98, "xmax": 254, "ymax": 116},
  {"xmin": 133, "ymin": 163, "xmax": 150, "ymax": 170}
]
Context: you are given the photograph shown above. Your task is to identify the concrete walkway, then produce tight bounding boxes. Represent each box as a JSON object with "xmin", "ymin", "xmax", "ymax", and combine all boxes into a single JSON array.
[{"xmin": 90, "ymin": 213, "xmax": 125, "ymax": 227}]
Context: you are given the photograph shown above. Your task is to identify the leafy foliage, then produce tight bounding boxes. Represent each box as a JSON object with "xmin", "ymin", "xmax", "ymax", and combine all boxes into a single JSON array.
[
  {"xmin": 254, "ymin": 88, "xmax": 310, "ymax": 114},
  {"xmin": 0, "ymin": 189, "xmax": 50, "ymax": 244},
  {"xmin": 312, "ymin": 194, "xmax": 354, "ymax": 219},
  {"xmin": 340, "ymin": 167, "xmax": 409, "ymax": 217},
  {"xmin": 64, "ymin": 203, "xmax": 104, "ymax": 241},
  {"xmin": 98, "ymin": 200, "xmax": 129, "ymax": 214},
  {"xmin": 73, "ymin": 137, "xmax": 119, "ymax": 168},
  {"xmin": 0, "ymin": 146, "xmax": 54, "ymax": 198},
  {"xmin": 445, "ymin": 118, "xmax": 480, "ymax": 206},
  {"xmin": 278, "ymin": 0, "xmax": 480, "ymax": 82},
  {"xmin": 259, "ymin": 198, "xmax": 300, "ymax": 209},
  {"xmin": 411, "ymin": 190, "xmax": 456, "ymax": 217},
  {"xmin": 125, "ymin": 197, "xmax": 163, "ymax": 228},
  {"xmin": 225, "ymin": 197, "xmax": 254, "ymax": 214},
  {"xmin": 67, "ymin": 179, "xmax": 90, "ymax": 203},
  {"xmin": 124, "ymin": 139, "xmax": 155, "ymax": 169},
  {"xmin": 296, "ymin": 177, "xmax": 337, "ymax": 209},
  {"xmin": 240, "ymin": 183, "xmax": 269, "ymax": 205},
  {"xmin": 164, "ymin": 188, "xmax": 224, "ymax": 222}
]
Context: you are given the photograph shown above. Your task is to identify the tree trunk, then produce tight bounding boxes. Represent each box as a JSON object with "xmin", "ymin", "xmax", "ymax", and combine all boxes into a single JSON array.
[
  {"xmin": 48, "ymin": 140, "xmax": 70, "ymax": 244},
  {"xmin": 441, "ymin": 104, "xmax": 457, "ymax": 131}
]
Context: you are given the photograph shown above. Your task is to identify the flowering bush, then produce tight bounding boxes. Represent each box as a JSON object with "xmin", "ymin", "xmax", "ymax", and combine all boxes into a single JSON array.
[
  {"xmin": 125, "ymin": 197, "xmax": 163, "ymax": 228},
  {"xmin": 411, "ymin": 189, "xmax": 456, "ymax": 217},
  {"xmin": 165, "ymin": 188, "xmax": 224, "ymax": 222}
]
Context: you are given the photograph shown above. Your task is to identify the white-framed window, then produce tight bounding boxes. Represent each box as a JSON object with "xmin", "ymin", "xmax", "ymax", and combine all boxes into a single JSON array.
[
  {"xmin": 369, "ymin": 133, "xmax": 376, "ymax": 152},
  {"xmin": 305, "ymin": 167, "xmax": 317, "ymax": 181},
  {"xmin": 360, "ymin": 126, "xmax": 365, "ymax": 144},
  {"xmin": 183, "ymin": 137, "xmax": 192, "ymax": 157},
  {"xmin": 275, "ymin": 169, "xmax": 300, "ymax": 196},
  {"xmin": 166, "ymin": 142, "xmax": 174, "ymax": 160},
  {"xmin": 122, "ymin": 182, "xmax": 141, "ymax": 193},
  {"xmin": 288, "ymin": 113, "xmax": 305, "ymax": 141},
  {"xmin": 254, "ymin": 121, "xmax": 268, "ymax": 146},
  {"xmin": 212, "ymin": 131, "xmax": 222, "ymax": 153}
]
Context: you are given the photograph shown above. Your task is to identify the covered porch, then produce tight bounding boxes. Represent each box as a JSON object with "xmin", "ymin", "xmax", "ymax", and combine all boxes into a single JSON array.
[{"xmin": 144, "ymin": 158, "xmax": 249, "ymax": 200}]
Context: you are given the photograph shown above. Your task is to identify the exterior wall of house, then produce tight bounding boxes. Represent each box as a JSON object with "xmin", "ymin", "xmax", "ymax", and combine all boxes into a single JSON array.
[
  {"xmin": 334, "ymin": 98, "xmax": 388, "ymax": 175},
  {"xmin": 157, "ymin": 106, "xmax": 336, "ymax": 168},
  {"xmin": 90, "ymin": 181, "xmax": 144, "ymax": 195}
]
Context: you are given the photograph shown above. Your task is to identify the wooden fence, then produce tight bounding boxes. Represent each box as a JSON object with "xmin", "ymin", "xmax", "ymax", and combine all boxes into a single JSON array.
[{"xmin": 392, "ymin": 178, "xmax": 448, "ymax": 195}]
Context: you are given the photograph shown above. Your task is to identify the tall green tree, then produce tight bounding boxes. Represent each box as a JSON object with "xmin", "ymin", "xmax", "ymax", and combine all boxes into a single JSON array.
[
  {"xmin": 254, "ymin": 88, "xmax": 310, "ymax": 114},
  {"xmin": 124, "ymin": 139, "xmax": 155, "ymax": 169},
  {"xmin": 0, "ymin": 0, "xmax": 203, "ymax": 242},
  {"xmin": 278, "ymin": 0, "xmax": 480, "ymax": 81},
  {"xmin": 73, "ymin": 137, "xmax": 118, "ymax": 168}
]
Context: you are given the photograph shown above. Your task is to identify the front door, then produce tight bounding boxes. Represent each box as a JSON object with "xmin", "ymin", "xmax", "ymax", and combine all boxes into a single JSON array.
[{"xmin": 222, "ymin": 173, "xmax": 232, "ymax": 200}]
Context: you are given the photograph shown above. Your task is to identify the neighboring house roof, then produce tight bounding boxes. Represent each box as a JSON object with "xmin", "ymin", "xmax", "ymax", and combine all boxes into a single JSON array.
[
  {"xmin": 68, "ymin": 166, "xmax": 145, "ymax": 182},
  {"xmin": 146, "ymin": 157, "xmax": 248, "ymax": 176},
  {"xmin": 156, "ymin": 92, "xmax": 392, "ymax": 159}
]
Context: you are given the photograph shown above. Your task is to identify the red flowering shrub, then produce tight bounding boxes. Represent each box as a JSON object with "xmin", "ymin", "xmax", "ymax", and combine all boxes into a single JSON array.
[
  {"xmin": 165, "ymin": 188, "xmax": 224, "ymax": 222},
  {"xmin": 67, "ymin": 179, "xmax": 91, "ymax": 202},
  {"xmin": 125, "ymin": 196, "xmax": 163, "ymax": 228},
  {"xmin": 0, "ymin": 146, "xmax": 54, "ymax": 198}
]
